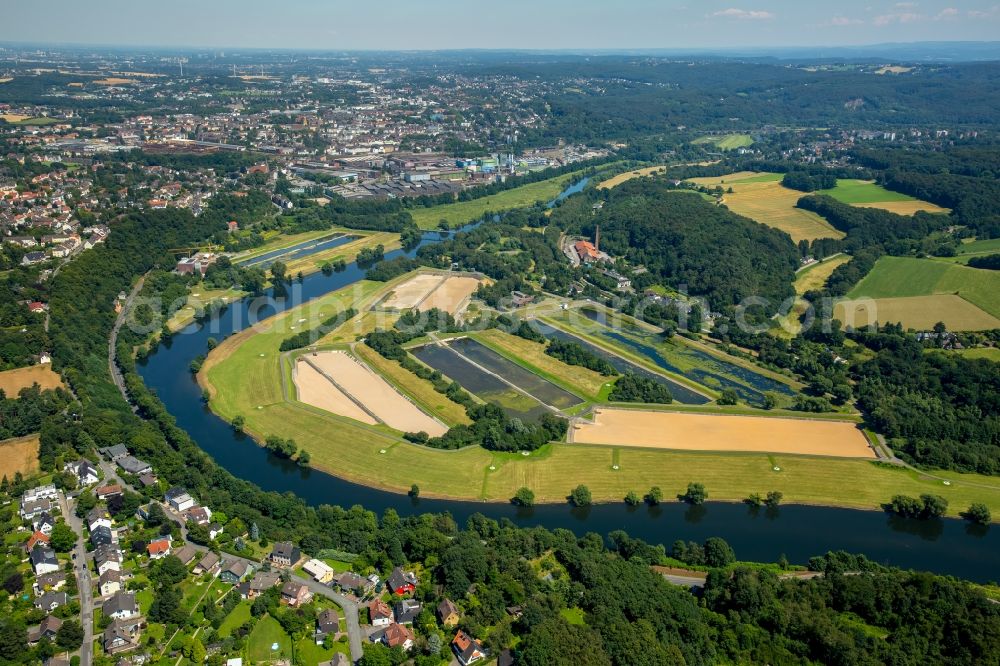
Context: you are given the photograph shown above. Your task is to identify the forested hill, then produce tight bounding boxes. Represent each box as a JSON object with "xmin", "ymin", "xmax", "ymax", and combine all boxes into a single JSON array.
[{"xmin": 551, "ymin": 180, "xmax": 799, "ymax": 313}]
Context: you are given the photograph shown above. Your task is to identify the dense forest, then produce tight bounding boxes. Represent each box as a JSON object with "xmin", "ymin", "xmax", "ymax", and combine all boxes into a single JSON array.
[{"xmin": 551, "ymin": 179, "xmax": 800, "ymax": 314}]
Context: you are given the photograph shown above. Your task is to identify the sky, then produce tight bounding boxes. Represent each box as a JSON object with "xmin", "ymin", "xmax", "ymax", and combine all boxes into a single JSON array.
[{"xmin": 1, "ymin": 0, "xmax": 999, "ymax": 51}]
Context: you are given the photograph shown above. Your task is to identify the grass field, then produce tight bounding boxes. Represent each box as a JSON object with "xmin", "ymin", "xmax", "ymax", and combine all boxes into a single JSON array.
[
  {"xmin": 0, "ymin": 435, "xmax": 40, "ymax": 480},
  {"xmin": 777, "ymin": 255, "xmax": 852, "ymax": 336},
  {"xmin": 166, "ymin": 286, "xmax": 246, "ymax": 333},
  {"xmin": 216, "ymin": 601, "xmax": 251, "ymax": 638},
  {"xmin": 597, "ymin": 166, "xmax": 667, "ymax": 189},
  {"xmin": 687, "ymin": 172, "xmax": 844, "ymax": 242},
  {"xmin": 408, "ymin": 169, "xmax": 589, "ymax": 229},
  {"xmin": 692, "ymin": 134, "xmax": 754, "ymax": 150},
  {"xmin": 0, "ymin": 365, "xmax": 64, "ymax": 395},
  {"xmin": 936, "ymin": 238, "xmax": 1000, "ymax": 265},
  {"xmin": 247, "ymin": 614, "xmax": 292, "ymax": 663},
  {"xmin": 0, "ymin": 115, "xmax": 60, "ymax": 126},
  {"xmin": 817, "ymin": 179, "xmax": 949, "ymax": 215},
  {"xmin": 958, "ymin": 347, "xmax": 1000, "ymax": 362},
  {"xmin": 835, "ymin": 295, "xmax": 1000, "ymax": 331},
  {"xmin": 842, "ymin": 256, "xmax": 1000, "ymax": 329}
]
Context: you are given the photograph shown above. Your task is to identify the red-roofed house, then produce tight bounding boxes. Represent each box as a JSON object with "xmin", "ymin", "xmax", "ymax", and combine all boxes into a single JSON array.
[
  {"xmin": 147, "ymin": 539, "xmax": 171, "ymax": 560},
  {"xmin": 26, "ymin": 530, "xmax": 50, "ymax": 553}
]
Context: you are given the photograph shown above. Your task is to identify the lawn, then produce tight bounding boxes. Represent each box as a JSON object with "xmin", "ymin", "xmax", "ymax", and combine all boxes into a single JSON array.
[
  {"xmin": 687, "ymin": 172, "xmax": 843, "ymax": 242},
  {"xmin": 295, "ymin": 637, "xmax": 349, "ymax": 666},
  {"xmin": 217, "ymin": 601, "xmax": 251, "ymax": 638},
  {"xmin": 247, "ymin": 614, "xmax": 292, "ymax": 664},
  {"xmin": 0, "ymin": 434, "xmax": 40, "ymax": 480},
  {"xmin": 354, "ymin": 343, "xmax": 472, "ymax": 426},
  {"xmin": 844, "ymin": 256, "xmax": 1000, "ymax": 328},
  {"xmin": 408, "ymin": 169, "xmax": 590, "ymax": 229}
]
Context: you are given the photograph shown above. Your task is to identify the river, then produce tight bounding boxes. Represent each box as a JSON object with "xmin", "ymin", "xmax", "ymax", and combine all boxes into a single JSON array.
[{"xmin": 137, "ymin": 181, "xmax": 1000, "ymax": 582}]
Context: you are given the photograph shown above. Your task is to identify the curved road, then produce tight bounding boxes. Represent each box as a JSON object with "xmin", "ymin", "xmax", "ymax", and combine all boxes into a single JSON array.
[{"xmin": 108, "ymin": 274, "xmax": 147, "ymax": 411}]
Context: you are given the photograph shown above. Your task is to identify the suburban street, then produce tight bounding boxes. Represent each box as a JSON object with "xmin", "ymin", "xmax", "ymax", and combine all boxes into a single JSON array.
[{"xmin": 59, "ymin": 492, "xmax": 93, "ymax": 666}]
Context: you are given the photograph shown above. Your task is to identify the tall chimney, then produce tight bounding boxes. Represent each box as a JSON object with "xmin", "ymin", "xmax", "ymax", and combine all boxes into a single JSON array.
[{"xmin": 594, "ymin": 225, "xmax": 600, "ymax": 252}]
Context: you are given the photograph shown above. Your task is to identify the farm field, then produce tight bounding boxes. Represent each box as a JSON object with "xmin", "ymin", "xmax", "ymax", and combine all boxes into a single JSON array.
[
  {"xmin": 957, "ymin": 347, "xmax": 1000, "ymax": 362},
  {"xmin": 0, "ymin": 434, "xmax": 41, "ymax": 479},
  {"xmin": 687, "ymin": 172, "xmax": 844, "ymax": 242},
  {"xmin": 936, "ymin": 237, "xmax": 1000, "ymax": 265},
  {"xmin": 571, "ymin": 408, "xmax": 874, "ymax": 458},
  {"xmin": 816, "ymin": 179, "xmax": 949, "ymax": 215},
  {"xmin": 0, "ymin": 365, "xmax": 63, "ymax": 394},
  {"xmin": 354, "ymin": 343, "xmax": 472, "ymax": 426},
  {"xmin": 0, "ymin": 114, "xmax": 59, "ymax": 126},
  {"xmin": 835, "ymin": 295, "xmax": 1000, "ymax": 331},
  {"xmin": 692, "ymin": 134, "xmax": 754, "ymax": 150},
  {"xmin": 300, "ymin": 350, "xmax": 447, "ymax": 435},
  {"xmin": 407, "ymin": 168, "xmax": 589, "ymax": 229},
  {"xmin": 843, "ymin": 256, "xmax": 1000, "ymax": 329},
  {"xmin": 597, "ymin": 166, "xmax": 667, "ymax": 189},
  {"xmin": 777, "ymin": 254, "xmax": 852, "ymax": 336}
]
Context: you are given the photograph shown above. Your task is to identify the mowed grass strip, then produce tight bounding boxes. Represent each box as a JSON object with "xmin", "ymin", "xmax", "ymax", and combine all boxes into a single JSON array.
[
  {"xmin": 0, "ymin": 434, "xmax": 40, "ymax": 480},
  {"xmin": 408, "ymin": 169, "xmax": 589, "ymax": 229},
  {"xmin": 0, "ymin": 365, "xmax": 64, "ymax": 394},
  {"xmin": 687, "ymin": 172, "xmax": 844, "ymax": 242},
  {"xmin": 354, "ymin": 344, "xmax": 472, "ymax": 426},
  {"xmin": 847, "ymin": 256, "xmax": 1000, "ymax": 320}
]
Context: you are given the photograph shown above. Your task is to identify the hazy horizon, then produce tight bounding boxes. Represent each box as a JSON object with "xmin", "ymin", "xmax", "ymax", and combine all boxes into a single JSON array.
[{"xmin": 2, "ymin": 0, "xmax": 999, "ymax": 51}]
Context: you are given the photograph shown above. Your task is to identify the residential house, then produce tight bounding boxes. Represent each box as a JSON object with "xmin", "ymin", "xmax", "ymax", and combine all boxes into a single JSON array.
[
  {"xmin": 21, "ymin": 251, "xmax": 46, "ymax": 266},
  {"xmin": 173, "ymin": 544, "xmax": 198, "ymax": 566},
  {"xmin": 94, "ymin": 545, "xmax": 123, "ymax": 575},
  {"xmin": 34, "ymin": 592, "xmax": 68, "ymax": 612},
  {"xmin": 208, "ymin": 523, "xmax": 224, "ymax": 540},
  {"xmin": 25, "ymin": 530, "xmax": 50, "ymax": 553},
  {"xmin": 165, "ymin": 487, "xmax": 195, "ymax": 513},
  {"xmin": 184, "ymin": 506, "xmax": 212, "ymax": 526},
  {"xmin": 20, "ymin": 497, "xmax": 52, "ymax": 521},
  {"xmin": 91, "ymin": 525, "xmax": 116, "ymax": 548},
  {"xmin": 315, "ymin": 609, "xmax": 340, "ymax": 644},
  {"xmin": 23, "ymin": 486, "xmax": 58, "ymax": 503},
  {"xmin": 332, "ymin": 571, "xmax": 369, "ymax": 595},
  {"xmin": 33, "ymin": 512, "xmax": 55, "ymax": 535},
  {"xmin": 87, "ymin": 506, "xmax": 112, "ymax": 532},
  {"xmin": 317, "ymin": 656, "xmax": 349, "ymax": 666},
  {"xmin": 242, "ymin": 571, "xmax": 280, "ymax": 599},
  {"xmin": 280, "ymin": 581, "xmax": 313, "ymax": 607},
  {"xmin": 138, "ymin": 473, "xmax": 158, "ymax": 488},
  {"xmin": 193, "ymin": 551, "xmax": 221, "ymax": 576},
  {"xmin": 95, "ymin": 483, "xmax": 123, "ymax": 500},
  {"xmin": 379, "ymin": 623, "xmax": 414, "ymax": 651},
  {"xmin": 386, "ymin": 567, "xmax": 417, "ymax": 596},
  {"xmin": 33, "ymin": 572, "xmax": 66, "ymax": 596},
  {"xmin": 101, "ymin": 444, "xmax": 129, "ymax": 461},
  {"xmin": 30, "ymin": 545, "xmax": 59, "ymax": 576},
  {"xmin": 104, "ymin": 618, "xmax": 143, "ymax": 655},
  {"xmin": 146, "ymin": 538, "xmax": 171, "ymax": 560},
  {"xmin": 219, "ymin": 560, "xmax": 251, "ymax": 585},
  {"xmin": 99, "ymin": 569, "xmax": 122, "ymax": 597},
  {"xmin": 28, "ymin": 615, "xmax": 62, "ymax": 644},
  {"xmin": 117, "ymin": 456, "xmax": 152, "ymax": 476},
  {"xmin": 452, "ymin": 630, "xmax": 486, "ymax": 666},
  {"xmin": 393, "ymin": 599, "xmax": 422, "ymax": 625},
  {"xmin": 302, "ymin": 559, "xmax": 334, "ymax": 584},
  {"xmin": 269, "ymin": 542, "xmax": 300, "ymax": 567},
  {"xmin": 64, "ymin": 460, "xmax": 100, "ymax": 486},
  {"xmin": 368, "ymin": 599, "xmax": 393, "ymax": 627},
  {"xmin": 437, "ymin": 599, "xmax": 460, "ymax": 627},
  {"xmin": 103, "ymin": 592, "xmax": 139, "ymax": 620}
]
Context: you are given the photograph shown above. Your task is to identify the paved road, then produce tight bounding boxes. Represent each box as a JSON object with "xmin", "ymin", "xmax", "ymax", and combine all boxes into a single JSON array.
[
  {"xmin": 108, "ymin": 274, "xmax": 147, "ymax": 411},
  {"xmin": 60, "ymin": 492, "xmax": 93, "ymax": 666}
]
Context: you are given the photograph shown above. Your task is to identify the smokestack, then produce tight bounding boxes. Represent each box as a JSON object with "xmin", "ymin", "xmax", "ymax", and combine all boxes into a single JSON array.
[{"xmin": 595, "ymin": 225, "xmax": 600, "ymax": 252}]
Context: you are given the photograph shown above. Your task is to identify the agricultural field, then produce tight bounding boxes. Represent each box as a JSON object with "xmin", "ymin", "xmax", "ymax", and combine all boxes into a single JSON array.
[
  {"xmin": 841, "ymin": 256, "xmax": 1000, "ymax": 329},
  {"xmin": 407, "ymin": 168, "xmax": 589, "ymax": 229},
  {"xmin": 0, "ymin": 114, "xmax": 60, "ymax": 126},
  {"xmin": 816, "ymin": 179, "xmax": 949, "ymax": 215},
  {"xmin": 0, "ymin": 434, "xmax": 40, "ymax": 480},
  {"xmin": 0, "ymin": 365, "xmax": 64, "ymax": 394},
  {"xmin": 692, "ymin": 134, "xmax": 754, "ymax": 150},
  {"xmin": 571, "ymin": 408, "xmax": 875, "ymax": 458},
  {"xmin": 687, "ymin": 172, "xmax": 844, "ymax": 242},
  {"xmin": 597, "ymin": 166, "xmax": 667, "ymax": 189},
  {"xmin": 777, "ymin": 254, "xmax": 852, "ymax": 335},
  {"xmin": 295, "ymin": 350, "xmax": 447, "ymax": 435},
  {"xmin": 938, "ymin": 237, "xmax": 1000, "ymax": 265},
  {"xmin": 957, "ymin": 347, "xmax": 1000, "ymax": 362}
]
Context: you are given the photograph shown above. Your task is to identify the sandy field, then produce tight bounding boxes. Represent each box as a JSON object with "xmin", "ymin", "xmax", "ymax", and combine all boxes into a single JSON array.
[
  {"xmin": 0, "ymin": 434, "xmax": 40, "ymax": 479},
  {"xmin": 855, "ymin": 201, "xmax": 949, "ymax": 215},
  {"xmin": 420, "ymin": 276, "xmax": 481, "ymax": 314},
  {"xmin": 834, "ymin": 295, "xmax": 1000, "ymax": 332},
  {"xmin": 381, "ymin": 274, "xmax": 445, "ymax": 310},
  {"xmin": 573, "ymin": 409, "xmax": 875, "ymax": 458},
  {"xmin": 0, "ymin": 365, "xmax": 64, "ymax": 396},
  {"xmin": 308, "ymin": 351, "xmax": 446, "ymax": 435},
  {"xmin": 294, "ymin": 359, "xmax": 378, "ymax": 425}
]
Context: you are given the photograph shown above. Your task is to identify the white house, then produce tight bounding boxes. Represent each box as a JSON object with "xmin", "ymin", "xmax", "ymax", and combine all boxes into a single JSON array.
[{"xmin": 165, "ymin": 487, "xmax": 195, "ymax": 513}]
